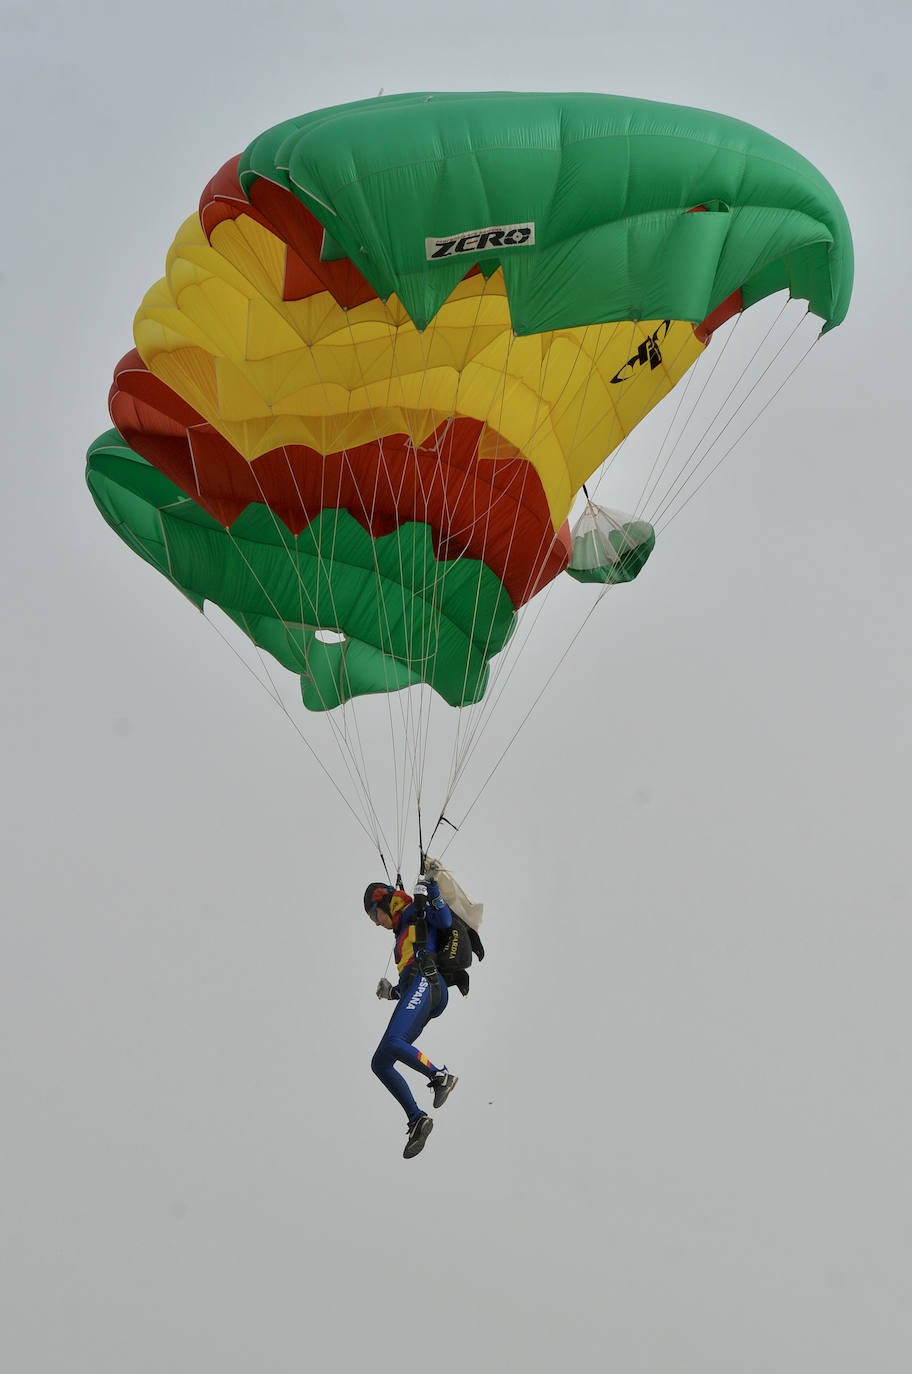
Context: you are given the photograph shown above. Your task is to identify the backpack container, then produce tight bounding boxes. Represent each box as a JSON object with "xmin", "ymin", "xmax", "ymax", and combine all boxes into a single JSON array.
[{"xmin": 435, "ymin": 913, "xmax": 484, "ymax": 996}]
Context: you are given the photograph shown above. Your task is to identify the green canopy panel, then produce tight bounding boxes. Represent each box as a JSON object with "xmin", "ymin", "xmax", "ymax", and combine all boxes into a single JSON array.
[
  {"xmin": 86, "ymin": 430, "xmax": 516, "ymax": 710},
  {"xmin": 238, "ymin": 91, "xmax": 853, "ymax": 332}
]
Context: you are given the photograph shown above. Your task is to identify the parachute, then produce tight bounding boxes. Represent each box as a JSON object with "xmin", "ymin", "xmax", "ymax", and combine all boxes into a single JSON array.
[{"xmin": 86, "ymin": 91, "xmax": 853, "ymax": 865}]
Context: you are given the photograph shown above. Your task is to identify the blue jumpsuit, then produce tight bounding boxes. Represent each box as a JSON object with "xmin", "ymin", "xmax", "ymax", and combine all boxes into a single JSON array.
[{"xmin": 371, "ymin": 883, "xmax": 452, "ymax": 1125}]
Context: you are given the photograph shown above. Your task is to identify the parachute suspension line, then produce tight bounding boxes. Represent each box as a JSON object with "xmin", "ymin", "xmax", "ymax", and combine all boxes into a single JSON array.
[
  {"xmin": 388, "ymin": 309, "xmax": 449, "ymax": 865},
  {"xmin": 438, "ymin": 312, "xmax": 695, "ymax": 825},
  {"xmin": 408, "ymin": 284, "xmax": 487, "ymax": 852},
  {"xmin": 405, "ymin": 316, "xmax": 465, "ymax": 850},
  {"xmin": 236, "ymin": 406, "xmax": 394, "ymax": 857},
  {"xmin": 570, "ymin": 299, "xmax": 816, "ymax": 537},
  {"xmin": 452, "ymin": 588, "xmax": 611, "ymax": 832},
  {"xmin": 443, "ymin": 319, "xmax": 604, "ymax": 799},
  {"xmin": 330, "ymin": 300, "xmax": 425, "ymax": 868},
  {"xmin": 151, "ymin": 490, "xmax": 388, "ymax": 848},
  {"xmin": 652, "ymin": 299, "xmax": 811, "ymax": 528},
  {"xmin": 228, "ymin": 277, "xmax": 810, "ymax": 865},
  {"xmin": 298, "ymin": 430, "xmax": 379, "ymax": 774},
  {"xmin": 415, "ymin": 274, "xmax": 515, "ymax": 842},
  {"xmin": 197, "ymin": 604, "xmax": 379, "ymax": 845},
  {"xmin": 377, "ymin": 848, "xmax": 394, "ymax": 885},
  {"xmin": 456, "ymin": 304, "xmax": 824, "ymax": 828},
  {"xmin": 430, "ymin": 812, "xmax": 460, "ymax": 847},
  {"xmin": 443, "ymin": 384, "xmax": 544, "ymax": 789},
  {"xmin": 448, "ymin": 323, "xmax": 526, "ymax": 753},
  {"xmin": 337, "ymin": 323, "xmax": 411, "ymax": 843},
  {"xmin": 437, "ymin": 580, "xmax": 551, "ymax": 820},
  {"xmin": 629, "ymin": 298, "xmax": 782, "ymax": 529},
  {"xmin": 389, "ymin": 272, "xmax": 505, "ymax": 858},
  {"xmin": 438, "ymin": 577, "xmax": 599, "ymax": 833},
  {"xmin": 376, "ymin": 415, "xmax": 411, "ymax": 826},
  {"xmin": 644, "ymin": 301, "xmax": 788, "ymax": 526},
  {"xmin": 391, "ymin": 314, "xmax": 446, "ymax": 865},
  {"xmin": 631, "ymin": 314, "xmax": 747, "ymax": 522},
  {"xmin": 453, "ymin": 316, "xmax": 604, "ymax": 785},
  {"xmin": 214, "ymin": 514, "xmax": 394, "ymax": 857},
  {"xmin": 417, "ymin": 300, "xmax": 618, "ymax": 831},
  {"xmin": 430, "ymin": 273, "xmax": 507, "ymax": 769},
  {"xmin": 440, "ymin": 323, "xmax": 579, "ymax": 802},
  {"xmin": 423, "ymin": 811, "xmax": 460, "ymax": 868},
  {"xmin": 450, "ymin": 536, "xmax": 561, "ymax": 782},
  {"xmin": 205, "ymin": 309, "xmax": 403, "ymax": 862},
  {"xmin": 196, "ymin": 287, "xmax": 392, "ymax": 853},
  {"xmin": 417, "ymin": 404, "xmax": 481, "ymax": 783},
  {"xmin": 409, "ymin": 277, "xmax": 495, "ymax": 839},
  {"xmin": 334, "ymin": 283, "xmax": 815, "ymax": 855},
  {"xmin": 659, "ymin": 315, "xmax": 820, "ymax": 533},
  {"xmin": 394, "ymin": 298, "xmax": 816, "ymax": 843},
  {"xmin": 334, "ymin": 289, "xmax": 465, "ymax": 868},
  {"xmin": 450, "ymin": 318, "xmax": 543, "ymax": 744},
  {"xmin": 443, "ymin": 320, "xmax": 545, "ymax": 797},
  {"xmin": 438, "ymin": 313, "xmax": 507, "ymax": 794}
]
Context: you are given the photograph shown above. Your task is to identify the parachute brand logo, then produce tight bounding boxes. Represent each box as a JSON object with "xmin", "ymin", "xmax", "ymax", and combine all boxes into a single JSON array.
[
  {"xmin": 610, "ymin": 321, "xmax": 672, "ymax": 384},
  {"xmin": 426, "ymin": 223, "xmax": 535, "ymax": 260}
]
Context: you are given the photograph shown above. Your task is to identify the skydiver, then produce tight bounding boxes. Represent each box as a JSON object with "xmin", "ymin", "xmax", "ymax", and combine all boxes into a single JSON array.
[{"xmin": 364, "ymin": 859, "xmax": 459, "ymax": 1159}]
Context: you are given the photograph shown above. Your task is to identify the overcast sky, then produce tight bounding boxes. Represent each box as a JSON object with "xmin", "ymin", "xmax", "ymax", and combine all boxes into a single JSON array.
[{"xmin": 3, "ymin": 2, "xmax": 910, "ymax": 1371}]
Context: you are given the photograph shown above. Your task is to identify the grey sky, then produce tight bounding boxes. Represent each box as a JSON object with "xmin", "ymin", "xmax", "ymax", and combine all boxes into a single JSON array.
[{"xmin": 2, "ymin": 1, "xmax": 910, "ymax": 1371}]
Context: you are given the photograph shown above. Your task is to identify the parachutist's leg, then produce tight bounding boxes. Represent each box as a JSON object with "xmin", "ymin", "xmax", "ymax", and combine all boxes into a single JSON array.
[{"xmin": 371, "ymin": 976, "xmax": 441, "ymax": 1120}]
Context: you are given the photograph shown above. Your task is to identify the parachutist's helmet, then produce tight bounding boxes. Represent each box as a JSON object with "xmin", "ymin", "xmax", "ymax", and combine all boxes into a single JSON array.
[{"xmin": 364, "ymin": 883, "xmax": 395, "ymax": 921}]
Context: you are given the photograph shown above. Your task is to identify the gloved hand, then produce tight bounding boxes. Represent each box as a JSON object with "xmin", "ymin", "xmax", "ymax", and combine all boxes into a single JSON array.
[
  {"xmin": 376, "ymin": 977, "xmax": 395, "ymax": 1000},
  {"xmin": 413, "ymin": 881, "xmax": 428, "ymax": 915},
  {"xmin": 423, "ymin": 857, "xmax": 443, "ymax": 882}
]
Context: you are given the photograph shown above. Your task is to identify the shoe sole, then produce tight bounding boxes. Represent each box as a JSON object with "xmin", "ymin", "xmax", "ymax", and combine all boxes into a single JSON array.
[{"xmin": 403, "ymin": 1117, "xmax": 434, "ymax": 1159}]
